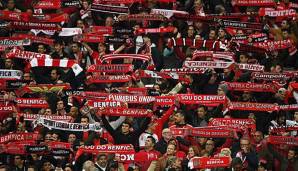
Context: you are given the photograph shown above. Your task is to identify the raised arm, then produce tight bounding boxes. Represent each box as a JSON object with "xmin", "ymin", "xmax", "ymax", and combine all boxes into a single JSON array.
[{"xmin": 101, "ymin": 115, "xmax": 116, "ymax": 137}]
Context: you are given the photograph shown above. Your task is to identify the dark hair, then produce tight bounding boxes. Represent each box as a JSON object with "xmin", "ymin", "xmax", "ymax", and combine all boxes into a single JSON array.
[
  {"xmin": 197, "ymin": 105, "xmax": 207, "ymax": 111},
  {"xmin": 81, "ymin": 116, "xmax": 89, "ymax": 122},
  {"xmin": 146, "ymin": 136, "xmax": 156, "ymax": 144},
  {"xmin": 96, "ymin": 153, "xmax": 107, "ymax": 160},
  {"xmin": 122, "ymin": 121, "xmax": 132, "ymax": 128}
]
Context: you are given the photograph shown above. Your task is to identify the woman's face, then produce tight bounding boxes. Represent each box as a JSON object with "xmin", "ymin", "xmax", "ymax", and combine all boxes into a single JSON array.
[
  {"xmin": 98, "ymin": 43, "xmax": 106, "ymax": 53},
  {"xmin": 188, "ymin": 147, "xmax": 195, "ymax": 157}
]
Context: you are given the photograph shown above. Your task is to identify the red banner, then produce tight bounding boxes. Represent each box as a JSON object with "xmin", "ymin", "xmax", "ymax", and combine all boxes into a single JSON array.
[
  {"xmin": 76, "ymin": 34, "xmax": 105, "ymax": 43},
  {"xmin": 208, "ymin": 118, "xmax": 256, "ymax": 131},
  {"xmin": 238, "ymin": 63, "xmax": 264, "ymax": 72},
  {"xmin": 0, "ymin": 133, "xmax": 38, "ymax": 144},
  {"xmin": 259, "ymin": 8, "xmax": 296, "ymax": 17},
  {"xmin": 161, "ymin": 68, "xmax": 207, "ymax": 74},
  {"xmin": 224, "ymin": 82, "xmax": 277, "ymax": 92},
  {"xmin": 279, "ymin": 104, "xmax": 298, "ymax": 111},
  {"xmin": 85, "ymin": 26, "xmax": 113, "ymax": 34},
  {"xmin": 229, "ymin": 102, "xmax": 278, "ymax": 111},
  {"xmin": 8, "ymin": 48, "xmax": 50, "ymax": 60},
  {"xmin": 100, "ymin": 108, "xmax": 153, "ymax": 117},
  {"xmin": 0, "ymin": 37, "xmax": 31, "ymax": 46},
  {"xmin": 34, "ymin": 0, "xmax": 61, "ymax": 9},
  {"xmin": 20, "ymin": 84, "xmax": 71, "ymax": 94},
  {"xmin": 170, "ymin": 127, "xmax": 237, "ymax": 138},
  {"xmin": 136, "ymin": 27, "xmax": 175, "ymax": 34},
  {"xmin": 177, "ymin": 94, "xmax": 226, "ymax": 106},
  {"xmin": 16, "ymin": 98, "xmax": 48, "ymax": 108},
  {"xmin": 0, "ymin": 10, "xmax": 31, "ymax": 21},
  {"xmin": 251, "ymin": 72, "xmax": 292, "ymax": 81},
  {"xmin": 254, "ymin": 39, "xmax": 294, "ymax": 51},
  {"xmin": 155, "ymin": 96, "xmax": 176, "ymax": 106},
  {"xmin": 2, "ymin": 143, "xmax": 26, "ymax": 154},
  {"xmin": 233, "ymin": 0, "xmax": 275, "ymax": 6},
  {"xmin": 108, "ymin": 94, "xmax": 156, "ymax": 104},
  {"xmin": 269, "ymin": 136, "xmax": 298, "ymax": 146},
  {"xmin": 191, "ymin": 127, "xmax": 237, "ymax": 138},
  {"xmin": 87, "ymin": 64, "xmax": 133, "ymax": 73},
  {"xmin": 87, "ymin": 75, "xmax": 131, "ymax": 84},
  {"xmin": 21, "ymin": 113, "xmax": 72, "ymax": 122},
  {"xmin": 16, "ymin": 34, "xmax": 54, "ymax": 45},
  {"xmin": 93, "ymin": 0, "xmax": 144, "ymax": 4},
  {"xmin": 189, "ymin": 157, "xmax": 230, "ymax": 169},
  {"xmin": 88, "ymin": 100, "xmax": 126, "ymax": 108},
  {"xmin": 184, "ymin": 61, "xmax": 234, "ymax": 69},
  {"xmin": 118, "ymin": 14, "xmax": 167, "ymax": 21},
  {"xmin": 75, "ymin": 144, "xmax": 135, "ymax": 161},
  {"xmin": 10, "ymin": 21, "xmax": 61, "ymax": 30}
]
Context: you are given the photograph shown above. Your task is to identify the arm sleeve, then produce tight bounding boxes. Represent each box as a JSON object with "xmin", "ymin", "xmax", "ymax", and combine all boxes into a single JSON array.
[
  {"xmin": 155, "ymin": 106, "xmax": 176, "ymax": 139},
  {"xmin": 168, "ymin": 82, "xmax": 183, "ymax": 94},
  {"xmin": 134, "ymin": 117, "xmax": 151, "ymax": 137},
  {"xmin": 101, "ymin": 115, "xmax": 116, "ymax": 137},
  {"xmin": 109, "ymin": 116, "xmax": 126, "ymax": 130}
]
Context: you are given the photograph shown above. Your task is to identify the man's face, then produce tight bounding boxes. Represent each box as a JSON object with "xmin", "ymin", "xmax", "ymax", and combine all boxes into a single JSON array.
[
  {"xmin": 7, "ymin": 0, "xmax": 15, "ymax": 10},
  {"xmin": 57, "ymin": 101, "xmax": 64, "ymax": 110},
  {"xmin": 239, "ymin": 54, "xmax": 248, "ymax": 63},
  {"xmin": 105, "ymin": 17, "xmax": 114, "ymax": 27},
  {"xmin": 97, "ymin": 155, "xmax": 108, "ymax": 167},
  {"xmin": 197, "ymin": 107, "xmax": 206, "ymax": 118},
  {"xmin": 44, "ymin": 134, "xmax": 52, "ymax": 142},
  {"xmin": 121, "ymin": 123, "xmax": 130, "ymax": 134},
  {"xmin": 162, "ymin": 130, "xmax": 173, "ymax": 141},
  {"xmin": 38, "ymin": 45, "xmax": 46, "ymax": 54},
  {"xmin": 254, "ymin": 132, "xmax": 263, "ymax": 143},
  {"xmin": 71, "ymin": 43, "xmax": 79, "ymax": 53},
  {"xmin": 288, "ymin": 150, "xmax": 295, "ymax": 160},
  {"xmin": 5, "ymin": 59, "xmax": 12, "ymax": 69},
  {"xmin": 145, "ymin": 138, "xmax": 154, "ymax": 148},
  {"xmin": 45, "ymin": 108, "xmax": 52, "ymax": 115},
  {"xmin": 237, "ymin": 30, "xmax": 244, "ymax": 36},
  {"xmin": 97, "ymin": 43, "xmax": 106, "ymax": 53},
  {"xmin": 240, "ymin": 139, "xmax": 250, "ymax": 152},
  {"xmin": 166, "ymin": 144, "xmax": 176, "ymax": 156},
  {"xmin": 218, "ymin": 29, "xmax": 226, "ymax": 38},
  {"xmin": 174, "ymin": 113, "xmax": 183, "ymax": 124},
  {"xmin": 187, "ymin": 26, "xmax": 195, "ymax": 37},
  {"xmin": 52, "ymin": 134, "xmax": 59, "ymax": 141},
  {"xmin": 209, "ymin": 30, "xmax": 216, "ymax": 40},
  {"xmin": 68, "ymin": 134, "xmax": 76, "ymax": 143},
  {"xmin": 23, "ymin": 73, "xmax": 31, "ymax": 81},
  {"xmin": 81, "ymin": 118, "xmax": 89, "ymax": 125},
  {"xmin": 54, "ymin": 44, "xmax": 62, "ymax": 52},
  {"xmin": 43, "ymin": 162, "xmax": 52, "ymax": 170},
  {"xmin": 14, "ymin": 156, "xmax": 23, "ymax": 166},
  {"xmin": 233, "ymin": 164, "xmax": 243, "ymax": 171},
  {"xmin": 205, "ymin": 140, "xmax": 214, "ymax": 152},
  {"xmin": 76, "ymin": 20, "xmax": 85, "ymax": 29},
  {"xmin": 50, "ymin": 70, "xmax": 58, "ymax": 81},
  {"xmin": 69, "ymin": 107, "xmax": 78, "ymax": 117},
  {"xmin": 198, "ymin": 137, "xmax": 207, "ymax": 145}
]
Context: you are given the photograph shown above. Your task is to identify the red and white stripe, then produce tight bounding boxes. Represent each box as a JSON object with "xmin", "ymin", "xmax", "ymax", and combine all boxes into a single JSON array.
[{"xmin": 29, "ymin": 58, "xmax": 83, "ymax": 76}]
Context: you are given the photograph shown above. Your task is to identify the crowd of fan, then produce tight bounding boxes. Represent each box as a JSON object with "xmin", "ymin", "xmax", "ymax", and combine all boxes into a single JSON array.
[{"xmin": 0, "ymin": 0, "xmax": 298, "ymax": 171}]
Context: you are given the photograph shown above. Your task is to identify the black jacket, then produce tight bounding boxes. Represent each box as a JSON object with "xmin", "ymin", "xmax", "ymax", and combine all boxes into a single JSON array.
[{"xmin": 102, "ymin": 115, "xmax": 151, "ymax": 150}]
